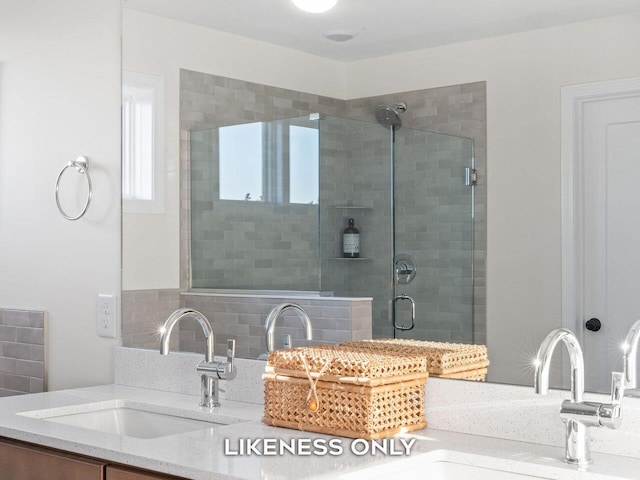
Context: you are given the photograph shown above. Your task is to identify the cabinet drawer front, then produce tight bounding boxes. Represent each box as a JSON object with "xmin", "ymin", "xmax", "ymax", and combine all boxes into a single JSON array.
[
  {"xmin": 107, "ymin": 465, "xmax": 186, "ymax": 480},
  {"xmin": 0, "ymin": 439, "xmax": 106, "ymax": 480}
]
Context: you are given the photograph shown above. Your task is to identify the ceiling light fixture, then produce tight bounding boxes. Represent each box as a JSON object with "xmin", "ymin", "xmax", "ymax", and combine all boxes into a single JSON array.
[
  {"xmin": 323, "ymin": 29, "xmax": 355, "ymax": 42},
  {"xmin": 292, "ymin": 0, "xmax": 338, "ymax": 14}
]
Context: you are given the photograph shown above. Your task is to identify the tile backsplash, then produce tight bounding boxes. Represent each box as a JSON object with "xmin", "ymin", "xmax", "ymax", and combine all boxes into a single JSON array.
[
  {"xmin": 0, "ymin": 308, "xmax": 45, "ymax": 396},
  {"xmin": 121, "ymin": 289, "xmax": 180, "ymax": 350},
  {"xmin": 180, "ymin": 292, "xmax": 372, "ymax": 359},
  {"xmin": 122, "ymin": 289, "xmax": 371, "ymax": 359}
]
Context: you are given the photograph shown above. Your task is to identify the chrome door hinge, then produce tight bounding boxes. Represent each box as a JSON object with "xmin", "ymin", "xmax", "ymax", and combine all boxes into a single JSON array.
[{"xmin": 465, "ymin": 168, "xmax": 478, "ymax": 186}]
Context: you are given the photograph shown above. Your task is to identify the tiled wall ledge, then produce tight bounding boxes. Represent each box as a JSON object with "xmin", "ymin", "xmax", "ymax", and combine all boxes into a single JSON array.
[
  {"xmin": 180, "ymin": 291, "xmax": 373, "ymax": 359},
  {"xmin": 115, "ymin": 346, "xmax": 640, "ymax": 460},
  {"xmin": 122, "ymin": 289, "xmax": 373, "ymax": 360},
  {"xmin": 122, "ymin": 289, "xmax": 181, "ymax": 350},
  {"xmin": 0, "ymin": 308, "xmax": 45, "ymax": 396}
]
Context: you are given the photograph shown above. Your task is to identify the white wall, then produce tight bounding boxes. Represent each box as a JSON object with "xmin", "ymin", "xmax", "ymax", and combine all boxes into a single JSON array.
[
  {"xmin": 122, "ymin": 10, "xmax": 346, "ymax": 290},
  {"xmin": 0, "ymin": 0, "xmax": 122, "ymax": 390},
  {"xmin": 346, "ymin": 13, "xmax": 640, "ymax": 384}
]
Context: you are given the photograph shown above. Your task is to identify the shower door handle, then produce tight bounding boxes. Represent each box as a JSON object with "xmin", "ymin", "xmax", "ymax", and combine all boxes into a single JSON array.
[{"xmin": 394, "ymin": 294, "xmax": 415, "ymax": 331}]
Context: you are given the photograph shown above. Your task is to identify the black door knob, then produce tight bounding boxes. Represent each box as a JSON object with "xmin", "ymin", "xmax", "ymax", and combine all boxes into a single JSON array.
[{"xmin": 585, "ymin": 318, "xmax": 602, "ymax": 332}]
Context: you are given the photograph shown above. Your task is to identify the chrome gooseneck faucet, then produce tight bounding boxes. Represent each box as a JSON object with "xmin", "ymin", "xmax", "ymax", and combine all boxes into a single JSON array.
[
  {"xmin": 623, "ymin": 319, "xmax": 640, "ymax": 397},
  {"xmin": 159, "ymin": 308, "xmax": 236, "ymax": 408},
  {"xmin": 534, "ymin": 328, "xmax": 623, "ymax": 466},
  {"xmin": 265, "ymin": 303, "xmax": 313, "ymax": 353}
]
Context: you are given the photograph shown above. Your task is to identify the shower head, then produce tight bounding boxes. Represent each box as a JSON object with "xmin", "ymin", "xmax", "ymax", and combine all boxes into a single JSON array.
[{"xmin": 375, "ymin": 102, "xmax": 407, "ymax": 129}]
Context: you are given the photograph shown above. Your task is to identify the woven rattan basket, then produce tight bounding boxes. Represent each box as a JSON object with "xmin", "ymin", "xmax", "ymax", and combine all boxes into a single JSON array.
[
  {"xmin": 340, "ymin": 339, "xmax": 489, "ymax": 380},
  {"xmin": 263, "ymin": 345, "xmax": 429, "ymax": 439}
]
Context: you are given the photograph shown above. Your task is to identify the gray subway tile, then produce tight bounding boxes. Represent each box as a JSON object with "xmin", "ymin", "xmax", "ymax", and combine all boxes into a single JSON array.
[
  {"xmin": 16, "ymin": 328, "xmax": 44, "ymax": 345},
  {"xmin": 0, "ymin": 326, "xmax": 17, "ymax": 342},
  {"xmin": 3, "ymin": 373, "xmax": 30, "ymax": 392},
  {"xmin": 16, "ymin": 360, "xmax": 43, "ymax": 378},
  {"xmin": 1, "ymin": 310, "xmax": 30, "ymax": 327},
  {"xmin": 29, "ymin": 377, "xmax": 44, "ymax": 393},
  {"xmin": 2, "ymin": 342, "xmax": 31, "ymax": 360},
  {"xmin": 0, "ymin": 357, "xmax": 17, "ymax": 374}
]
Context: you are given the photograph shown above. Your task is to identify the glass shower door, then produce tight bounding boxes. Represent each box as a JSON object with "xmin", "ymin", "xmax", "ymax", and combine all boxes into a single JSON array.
[{"xmin": 393, "ymin": 129, "xmax": 475, "ymax": 343}]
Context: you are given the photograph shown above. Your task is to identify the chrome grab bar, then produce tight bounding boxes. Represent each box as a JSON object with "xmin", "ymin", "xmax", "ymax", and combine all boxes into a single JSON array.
[
  {"xmin": 55, "ymin": 156, "xmax": 92, "ymax": 221},
  {"xmin": 393, "ymin": 294, "xmax": 415, "ymax": 331}
]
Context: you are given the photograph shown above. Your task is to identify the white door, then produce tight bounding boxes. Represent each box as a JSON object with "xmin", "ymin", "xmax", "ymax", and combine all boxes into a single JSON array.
[{"xmin": 577, "ymin": 90, "xmax": 640, "ymax": 393}]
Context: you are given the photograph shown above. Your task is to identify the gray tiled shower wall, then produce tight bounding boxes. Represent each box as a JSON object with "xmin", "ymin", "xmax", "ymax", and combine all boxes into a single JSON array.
[
  {"xmin": 180, "ymin": 293, "xmax": 371, "ymax": 359},
  {"xmin": 343, "ymin": 84, "xmax": 486, "ymax": 344},
  {"xmin": 392, "ymin": 131, "xmax": 474, "ymax": 343},
  {"xmin": 122, "ymin": 290, "xmax": 371, "ymax": 360},
  {"xmin": 180, "ymin": 73, "xmax": 346, "ymax": 290},
  {"xmin": 320, "ymin": 124, "xmax": 475, "ymax": 344},
  {"xmin": 190, "ymin": 126, "xmax": 320, "ymax": 291},
  {"xmin": 0, "ymin": 308, "xmax": 45, "ymax": 396},
  {"xmin": 121, "ymin": 70, "xmax": 486, "ymax": 352}
]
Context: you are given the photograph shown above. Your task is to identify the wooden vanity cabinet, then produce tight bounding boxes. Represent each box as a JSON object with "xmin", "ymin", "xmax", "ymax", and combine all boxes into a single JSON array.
[
  {"xmin": 0, "ymin": 438, "xmax": 186, "ymax": 480},
  {"xmin": 0, "ymin": 438, "xmax": 106, "ymax": 480},
  {"xmin": 106, "ymin": 465, "xmax": 186, "ymax": 480}
]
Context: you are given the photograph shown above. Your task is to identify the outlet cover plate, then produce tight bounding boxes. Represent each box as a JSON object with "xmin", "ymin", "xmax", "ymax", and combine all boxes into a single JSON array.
[{"xmin": 97, "ymin": 294, "xmax": 117, "ymax": 338}]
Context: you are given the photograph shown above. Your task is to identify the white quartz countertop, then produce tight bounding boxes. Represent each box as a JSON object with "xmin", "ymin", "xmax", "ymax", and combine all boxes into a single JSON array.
[{"xmin": 2, "ymin": 384, "xmax": 640, "ymax": 479}]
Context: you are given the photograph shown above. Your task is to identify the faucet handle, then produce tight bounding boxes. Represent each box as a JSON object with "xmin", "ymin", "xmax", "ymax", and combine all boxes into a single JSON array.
[
  {"xmin": 599, "ymin": 371, "xmax": 624, "ymax": 429},
  {"xmin": 611, "ymin": 371, "xmax": 624, "ymax": 405},
  {"xmin": 221, "ymin": 339, "xmax": 237, "ymax": 381},
  {"xmin": 197, "ymin": 339, "xmax": 237, "ymax": 381},
  {"xmin": 226, "ymin": 339, "xmax": 236, "ymax": 367}
]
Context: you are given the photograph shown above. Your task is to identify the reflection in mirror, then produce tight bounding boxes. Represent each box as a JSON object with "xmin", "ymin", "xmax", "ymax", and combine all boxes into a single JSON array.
[
  {"xmin": 122, "ymin": 71, "xmax": 165, "ymax": 215},
  {"xmin": 122, "ymin": 3, "xmax": 640, "ymax": 392},
  {"xmin": 120, "ymin": 7, "xmax": 487, "ymax": 377},
  {"xmin": 122, "ymin": 67, "xmax": 487, "ymax": 367},
  {"xmin": 190, "ymin": 116, "xmax": 321, "ymax": 291},
  {"xmin": 190, "ymin": 111, "xmax": 476, "ymax": 346},
  {"xmin": 216, "ymin": 120, "xmax": 319, "ymax": 204}
]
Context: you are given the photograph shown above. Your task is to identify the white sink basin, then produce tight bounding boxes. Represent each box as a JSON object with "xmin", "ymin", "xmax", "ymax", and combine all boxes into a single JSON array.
[
  {"xmin": 340, "ymin": 451, "xmax": 552, "ymax": 480},
  {"xmin": 421, "ymin": 461, "xmax": 549, "ymax": 479},
  {"xmin": 42, "ymin": 406, "xmax": 219, "ymax": 439},
  {"xmin": 19, "ymin": 400, "xmax": 240, "ymax": 439}
]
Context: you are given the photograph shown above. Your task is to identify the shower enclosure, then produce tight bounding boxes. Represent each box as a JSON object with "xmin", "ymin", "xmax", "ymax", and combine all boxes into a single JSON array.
[{"xmin": 189, "ymin": 112, "xmax": 475, "ymax": 344}]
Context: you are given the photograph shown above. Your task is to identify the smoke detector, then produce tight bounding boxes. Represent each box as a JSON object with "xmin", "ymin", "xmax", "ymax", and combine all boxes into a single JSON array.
[{"xmin": 323, "ymin": 29, "xmax": 355, "ymax": 42}]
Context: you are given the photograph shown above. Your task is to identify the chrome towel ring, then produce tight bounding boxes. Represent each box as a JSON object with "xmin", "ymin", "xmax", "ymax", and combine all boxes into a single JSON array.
[{"xmin": 55, "ymin": 156, "xmax": 92, "ymax": 221}]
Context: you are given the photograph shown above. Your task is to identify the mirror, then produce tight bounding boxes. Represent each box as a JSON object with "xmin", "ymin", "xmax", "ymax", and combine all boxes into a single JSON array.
[
  {"xmin": 122, "ymin": 62, "xmax": 483, "ymax": 361},
  {"xmin": 121, "ymin": 1, "xmax": 640, "ymax": 391}
]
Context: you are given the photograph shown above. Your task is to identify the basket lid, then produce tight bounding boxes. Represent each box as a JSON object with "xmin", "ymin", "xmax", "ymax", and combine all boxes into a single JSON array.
[
  {"xmin": 267, "ymin": 344, "xmax": 428, "ymax": 382},
  {"xmin": 340, "ymin": 339, "xmax": 489, "ymax": 373}
]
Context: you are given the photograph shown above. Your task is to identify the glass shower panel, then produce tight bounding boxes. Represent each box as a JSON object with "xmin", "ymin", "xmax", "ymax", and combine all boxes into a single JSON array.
[
  {"xmin": 319, "ymin": 116, "xmax": 393, "ymax": 336},
  {"xmin": 393, "ymin": 129, "xmax": 474, "ymax": 343},
  {"xmin": 190, "ymin": 115, "xmax": 321, "ymax": 291}
]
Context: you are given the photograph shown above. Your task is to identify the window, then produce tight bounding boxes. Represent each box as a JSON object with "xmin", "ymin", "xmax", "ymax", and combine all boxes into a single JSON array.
[
  {"xmin": 122, "ymin": 71, "xmax": 164, "ymax": 213},
  {"xmin": 219, "ymin": 122, "xmax": 263, "ymax": 201},
  {"xmin": 289, "ymin": 125, "xmax": 319, "ymax": 204},
  {"xmin": 217, "ymin": 120, "xmax": 318, "ymax": 205}
]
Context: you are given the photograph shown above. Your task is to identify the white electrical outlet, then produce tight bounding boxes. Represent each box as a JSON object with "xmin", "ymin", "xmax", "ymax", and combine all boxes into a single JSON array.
[{"xmin": 97, "ymin": 294, "xmax": 117, "ymax": 338}]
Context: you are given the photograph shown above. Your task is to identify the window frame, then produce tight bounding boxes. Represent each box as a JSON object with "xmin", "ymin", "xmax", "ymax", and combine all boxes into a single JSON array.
[
  {"xmin": 122, "ymin": 71, "xmax": 165, "ymax": 214},
  {"xmin": 217, "ymin": 120, "xmax": 319, "ymax": 205}
]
